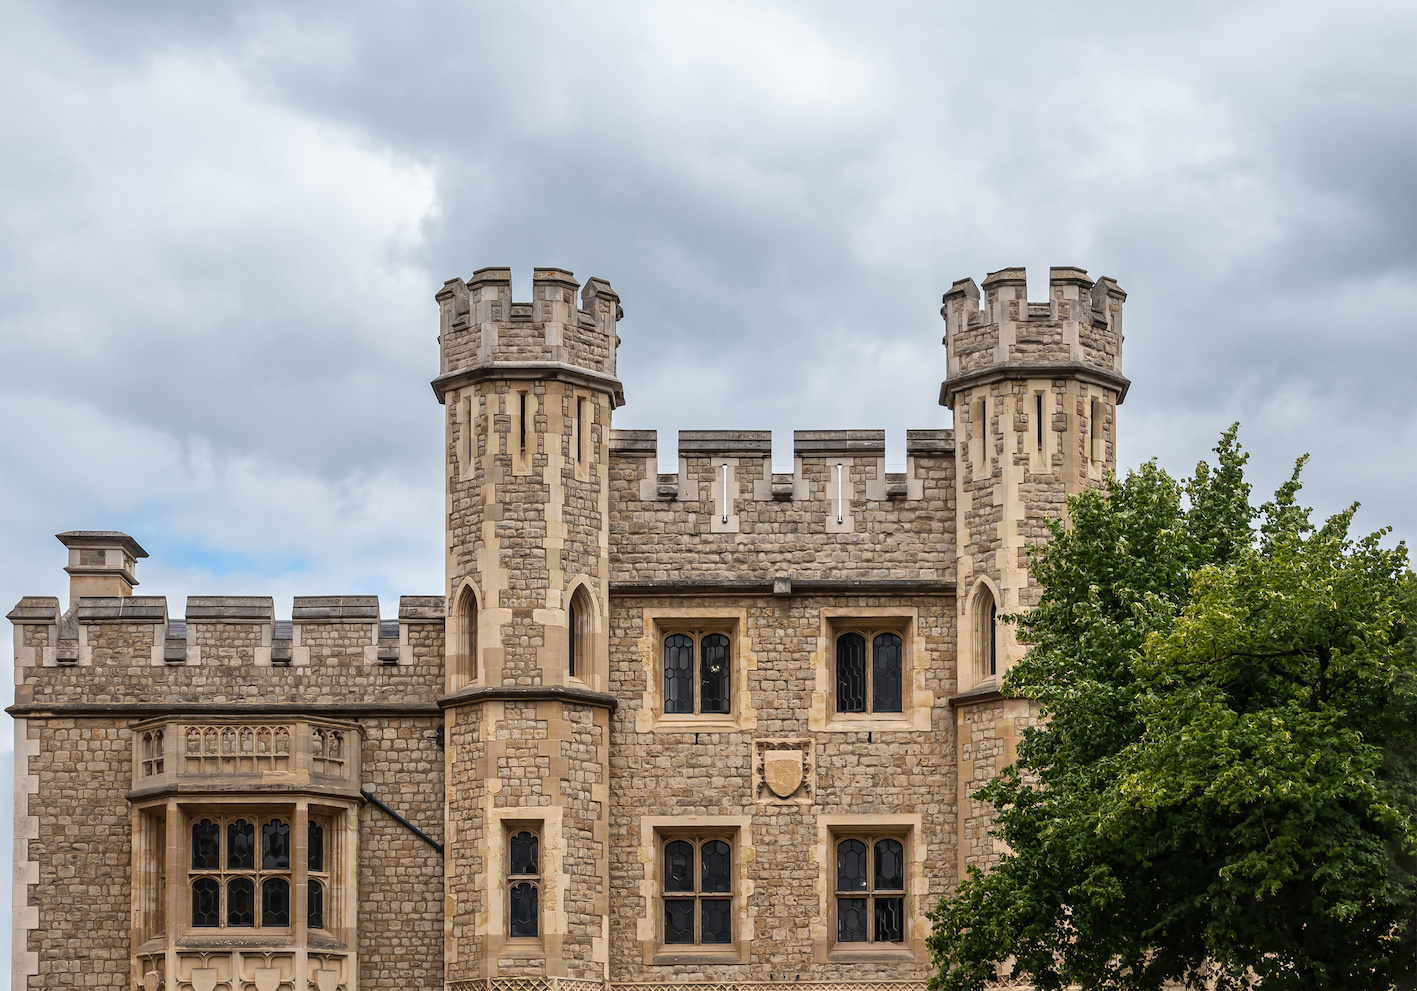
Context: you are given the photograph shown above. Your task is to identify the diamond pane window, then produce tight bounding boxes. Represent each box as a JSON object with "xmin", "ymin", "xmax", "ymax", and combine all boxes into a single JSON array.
[
  {"xmin": 662, "ymin": 629, "xmax": 733, "ymax": 716},
  {"xmin": 506, "ymin": 825, "xmax": 541, "ymax": 938},
  {"xmin": 191, "ymin": 877, "xmax": 220, "ymax": 927},
  {"xmin": 835, "ymin": 625, "xmax": 908, "ymax": 715},
  {"xmin": 836, "ymin": 633, "xmax": 867, "ymax": 713},
  {"xmin": 228, "ymin": 819, "xmax": 255, "ymax": 870},
  {"xmin": 836, "ymin": 834, "xmax": 908, "ymax": 945},
  {"xmin": 192, "ymin": 819, "xmax": 219, "ymax": 871},
  {"xmin": 872, "ymin": 633, "xmax": 903, "ymax": 712},
  {"xmin": 661, "ymin": 834, "xmax": 735, "ymax": 948},
  {"xmin": 664, "ymin": 634, "xmax": 694, "ymax": 714},
  {"xmin": 262, "ymin": 877, "xmax": 290, "ymax": 927},
  {"xmin": 186, "ymin": 810, "xmax": 329, "ymax": 932},
  {"xmin": 227, "ymin": 877, "xmax": 255, "ymax": 927}
]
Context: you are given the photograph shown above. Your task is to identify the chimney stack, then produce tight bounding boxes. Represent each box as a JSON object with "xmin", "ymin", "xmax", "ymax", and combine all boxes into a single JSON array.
[{"xmin": 56, "ymin": 531, "xmax": 147, "ymax": 602}]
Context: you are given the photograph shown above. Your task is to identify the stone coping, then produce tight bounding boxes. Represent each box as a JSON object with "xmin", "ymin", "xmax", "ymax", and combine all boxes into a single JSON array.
[
  {"xmin": 185, "ymin": 595, "xmax": 274, "ymax": 621},
  {"xmin": 793, "ymin": 429, "xmax": 887, "ymax": 456},
  {"xmin": 678, "ymin": 430, "xmax": 773, "ymax": 456},
  {"xmin": 6, "ymin": 596, "xmax": 60, "ymax": 622},
  {"xmin": 75, "ymin": 596, "xmax": 168, "ymax": 622},
  {"xmin": 55, "ymin": 530, "xmax": 148, "ymax": 557},
  {"xmin": 291, "ymin": 595, "xmax": 381, "ymax": 621}
]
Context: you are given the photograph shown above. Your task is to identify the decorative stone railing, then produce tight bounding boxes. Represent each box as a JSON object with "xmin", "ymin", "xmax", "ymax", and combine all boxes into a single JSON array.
[{"xmin": 130, "ymin": 717, "xmax": 361, "ymax": 797}]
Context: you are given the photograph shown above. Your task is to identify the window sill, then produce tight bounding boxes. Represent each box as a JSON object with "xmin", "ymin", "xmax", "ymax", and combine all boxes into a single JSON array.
[
  {"xmin": 827, "ymin": 945, "xmax": 917, "ymax": 963},
  {"xmin": 651, "ymin": 945, "xmax": 747, "ymax": 966},
  {"xmin": 650, "ymin": 716, "xmax": 744, "ymax": 734},
  {"xmin": 499, "ymin": 939, "xmax": 546, "ymax": 960},
  {"xmin": 822, "ymin": 715, "xmax": 920, "ymax": 733}
]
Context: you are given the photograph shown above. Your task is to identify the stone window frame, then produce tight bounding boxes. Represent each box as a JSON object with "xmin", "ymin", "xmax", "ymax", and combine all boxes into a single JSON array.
[
  {"xmin": 832, "ymin": 626, "xmax": 906, "ymax": 716},
  {"xmin": 634, "ymin": 606, "xmax": 757, "ymax": 734},
  {"xmin": 484, "ymin": 806, "xmax": 564, "ymax": 963},
  {"xmin": 505, "ymin": 822, "xmax": 543, "ymax": 942},
  {"xmin": 660, "ymin": 832, "xmax": 735, "ymax": 947},
  {"xmin": 813, "ymin": 813, "xmax": 926, "ymax": 963},
  {"xmin": 186, "ymin": 811, "xmax": 296, "ymax": 931},
  {"xmin": 832, "ymin": 831, "xmax": 908, "ymax": 947},
  {"xmin": 960, "ymin": 577, "xmax": 1004, "ymax": 693},
  {"xmin": 132, "ymin": 793, "xmax": 357, "ymax": 969},
  {"xmin": 810, "ymin": 607, "xmax": 930, "ymax": 733},
  {"xmin": 636, "ymin": 815, "xmax": 753, "ymax": 966}
]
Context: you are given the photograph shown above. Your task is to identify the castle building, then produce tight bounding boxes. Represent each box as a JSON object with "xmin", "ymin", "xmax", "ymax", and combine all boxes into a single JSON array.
[{"xmin": 8, "ymin": 264, "xmax": 1128, "ymax": 991}]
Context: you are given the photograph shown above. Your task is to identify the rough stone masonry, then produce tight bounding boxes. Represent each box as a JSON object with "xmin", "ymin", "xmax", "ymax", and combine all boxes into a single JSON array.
[{"xmin": 8, "ymin": 263, "xmax": 1127, "ymax": 991}]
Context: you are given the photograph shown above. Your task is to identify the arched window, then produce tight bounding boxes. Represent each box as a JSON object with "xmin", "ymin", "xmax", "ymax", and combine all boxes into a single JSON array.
[
  {"xmin": 568, "ymin": 585, "xmax": 593, "ymax": 681},
  {"xmin": 974, "ymin": 585, "xmax": 998, "ymax": 678},
  {"xmin": 452, "ymin": 585, "xmax": 477, "ymax": 691}
]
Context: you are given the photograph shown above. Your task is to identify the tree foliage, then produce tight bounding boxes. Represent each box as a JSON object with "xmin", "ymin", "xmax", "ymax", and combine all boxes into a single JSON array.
[{"xmin": 928, "ymin": 427, "xmax": 1416, "ymax": 990}]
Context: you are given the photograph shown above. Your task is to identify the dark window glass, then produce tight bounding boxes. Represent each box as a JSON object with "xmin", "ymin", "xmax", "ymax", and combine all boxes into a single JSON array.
[
  {"xmin": 837, "ymin": 839, "xmax": 867, "ymax": 890},
  {"xmin": 872, "ymin": 633, "xmax": 903, "ymax": 712},
  {"xmin": 227, "ymin": 877, "xmax": 255, "ymax": 927},
  {"xmin": 664, "ymin": 840, "xmax": 693, "ymax": 892},
  {"xmin": 664, "ymin": 634, "xmax": 693, "ymax": 714},
  {"xmin": 228, "ymin": 819, "xmax": 255, "ymax": 870},
  {"xmin": 262, "ymin": 877, "xmax": 290, "ymax": 927},
  {"xmin": 699, "ymin": 634, "xmax": 730, "ymax": 714},
  {"xmin": 874, "ymin": 839, "xmax": 904, "ymax": 890},
  {"xmin": 664, "ymin": 899, "xmax": 694, "ymax": 943},
  {"xmin": 192, "ymin": 819, "xmax": 219, "ymax": 871},
  {"xmin": 509, "ymin": 830, "xmax": 539, "ymax": 875},
  {"xmin": 307, "ymin": 821, "xmax": 324, "ymax": 873},
  {"xmin": 308, "ymin": 879, "xmax": 324, "ymax": 929},
  {"xmin": 701, "ymin": 839, "xmax": 731, "ymax": 893},
  {"xmin": 568, "ymin": 600, "xmax": 577, "ymax": 677},
  {"xmin": 262, "ymin": 819, "xmax": 290, "ymax": 870},
  {"xmin": 836, "ymin": 633, "xmax": 866, "ymax": 713},
  {"xmin": 875, "ymin": 896, "xmax": 905, "ymax": 942},
  {"xmin": 509, "ymin": 882, "xmax": 538, "ymax": 937},
  {"xmin": 701, "ymin": 899, "xmax": 732, "ymax": 943},
  {"xmin": 838, "ymin": 897, "xmax": 868, "ymax": 942},
  {"xmin": 191, "ymin": 877, "xmax": 220, "ymax": 927},
  {"xmin": 988, "ymin": 601, "xmax": 997, "ymax": 675}
]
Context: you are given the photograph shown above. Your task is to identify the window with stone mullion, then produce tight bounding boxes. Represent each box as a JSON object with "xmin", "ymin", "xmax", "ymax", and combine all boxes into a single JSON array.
[
  {"xmin": 835, "ymin": 835, "xmax": 906, "ymax": 944},
  {"xmin": 663, "ymin": 836, "xmax": 733, "ymax": 945},
  {"xmin": 507, "ymin": 828, "xmax": 541, "ymax": 938},
  {"xmin": 188, "ymin": 814, "xmax": 293, "ymax": 930},
  {"xmin": 663, "ymin": 631, "xmax": 732, "ymax": 715},
  {"xmin": 835, "ymin": 629, "xmax": 904, "ymax": 714}
]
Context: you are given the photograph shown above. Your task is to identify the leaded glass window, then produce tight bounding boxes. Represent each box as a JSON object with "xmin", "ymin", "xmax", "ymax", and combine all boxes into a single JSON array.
[
  {"xmin": 835, "ymin": 627, "xmax": 907, "ymax": 714},
  {"xmin": 187, "ymin": 812, "xmax": 331, "ymax": 931},
  {"xmin": 662, "ymin": 835, "xmax": 734, "ymax": 945},
  {"xmin": 507, "ymin": 827, "xmax": 541, "ymax": 938},
  {"xmin": 662, "ymin": 629, "xmax": 733, "ymax": 716},
  {"xmin": 836, "ymin": 834, "xmax": 907, "ymax": 945}
]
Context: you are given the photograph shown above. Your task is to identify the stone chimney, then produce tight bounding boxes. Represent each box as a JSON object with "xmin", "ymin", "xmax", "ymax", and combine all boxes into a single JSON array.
[{"xmin": 56, "ymin": 531, "xmax": 148, "ymax": 601}]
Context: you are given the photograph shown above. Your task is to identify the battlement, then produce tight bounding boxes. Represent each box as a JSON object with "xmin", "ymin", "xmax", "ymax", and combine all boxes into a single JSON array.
[
  {"xmin": 940, "ymin": 266, "xmax": 1128, "ymax": 407},
  {"xmin": 9, "ymin": 591, "xmax": 445, "ymax": 675},
  {"xmin": 432, "ymin": 265, "xmax": 625, "ymax": 405}
]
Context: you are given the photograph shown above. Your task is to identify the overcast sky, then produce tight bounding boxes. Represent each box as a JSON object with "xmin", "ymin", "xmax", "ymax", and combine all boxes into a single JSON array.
[{"xmin": 1, "ymin": 0, "xmax": 1413, "ymax": 963}]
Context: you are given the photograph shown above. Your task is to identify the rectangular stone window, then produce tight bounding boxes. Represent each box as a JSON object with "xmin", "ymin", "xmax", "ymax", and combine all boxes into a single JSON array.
[
  {"xmin": 656, "ymin": 621, "xmax": 736, "ymax": 719},
  {"xmin": 817, "ymin": 612, "xmax": 923, "ymax": 731},
  {"xmin": 506, "ymin": 824, "xmax": 541, "ymax": 940},
  {"xmin": 649, "ymin": 824, "xmax": 746, "ymax": 963},
  {"xmin": 834, "ymin": 832, "xmax": 907, "ymax": 945}
]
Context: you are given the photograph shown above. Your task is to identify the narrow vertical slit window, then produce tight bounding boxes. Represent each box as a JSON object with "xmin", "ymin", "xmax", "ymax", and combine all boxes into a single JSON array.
[
  {"xmin": 568, "ymin": 586, "xmax": 593, "ymax": 682},
  {"xmin": 453, "ymin": 586, "xmax": 478, "ymax": 692},
  {"xmin": 721, "ymin": 464, "xmax": 729, "ymax": 523},
  {"xmin": 975, "ymin": 585, "xmax": 999, "ymax": 679},
  {"xmin": 1090, "ymin": 399, "xmax": 1102, "ymax": 461},
  {"xmin": 576, "ymin": 398, "xmax": 586, "ymax": 465},
  {"xmin": 518, "ymin": 392, "xmax": 527, "ymax": 458},
  {"xmin": 836, "ymin": 463, "xmax": 845, "ymax": 523},
  {"xmin": 1035, "ymin": 394, "xmax": 1043, "ymax": 452}
]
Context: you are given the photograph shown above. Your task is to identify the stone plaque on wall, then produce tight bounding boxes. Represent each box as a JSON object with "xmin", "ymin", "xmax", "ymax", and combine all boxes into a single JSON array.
[{"xmin": 752, "ymin": 738, "xmax": 814, "ymax": 804}]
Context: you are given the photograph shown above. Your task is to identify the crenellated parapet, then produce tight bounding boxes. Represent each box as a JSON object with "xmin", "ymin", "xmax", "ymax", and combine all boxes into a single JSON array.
[
  {"xmin": 940, "ymin": 266, "xmax": 1127, "ymax": 407},
  {"xmin": 433, "ymin": 266, "xmax": 625, "ymax": 407}
]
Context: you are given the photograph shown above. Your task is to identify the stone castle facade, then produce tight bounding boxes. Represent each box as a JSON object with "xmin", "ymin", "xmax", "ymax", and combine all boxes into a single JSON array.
[{"xmin": 8, "ymin": 264, "xmax": 1128, "ymax": 991}]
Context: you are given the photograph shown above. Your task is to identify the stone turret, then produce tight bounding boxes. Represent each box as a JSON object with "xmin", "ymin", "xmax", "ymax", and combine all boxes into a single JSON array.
[
  {"xmin": 942, "ymin": 267, "xmax": 1128, "ymax": 874},
  {"xmin": 434, "ymin": 267, "xmax": 621, "ymax": 984}
]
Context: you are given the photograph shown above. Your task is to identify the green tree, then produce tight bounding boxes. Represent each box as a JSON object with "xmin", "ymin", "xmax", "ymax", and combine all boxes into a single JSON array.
[{"xmin": 928, "ymin": 427, "xmax": 1416, "ymax": 990}]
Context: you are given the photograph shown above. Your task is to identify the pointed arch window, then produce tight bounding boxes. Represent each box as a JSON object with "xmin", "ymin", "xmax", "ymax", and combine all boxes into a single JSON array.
[
  {"xmin": 453, "ymin": 586, "xmax": 477, "ymax": 691},
  {"xmin": 568, "ymin": 585, "xmax": 594, "ymax": 681},
  {"xmin": 974, "ymin": 585, "xmax": 998, "ymax": 678}
]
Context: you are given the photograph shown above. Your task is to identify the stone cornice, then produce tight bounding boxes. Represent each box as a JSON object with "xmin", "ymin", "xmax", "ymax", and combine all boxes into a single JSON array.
[
  {"xmin": 6, "ymin": 701, "xmax": 442, "ymax": 718},
  {"xmin": 438, "ymin": 683, "xmax": 618, "ymax": 713},
  {"xmin": 610, "ymin": 578, "xmax": 956, "ymax": 597},
  {"xmin": 939, "ymin": 362, "xmax": 1131, "ymax": 408},
  {"xmin": 431, "ymin": 361, "xmax": 626, "ymax": 407}
]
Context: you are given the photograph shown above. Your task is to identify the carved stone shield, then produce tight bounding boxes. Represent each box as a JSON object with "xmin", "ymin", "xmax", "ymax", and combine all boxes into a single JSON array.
[
  {"xmin": 764, "ymin": 750, "xmax": 803, "ymax": 798},
  {"xmin": 253, "ymin": 968, "xmax": 282, "ymax": 991},
  {"xmin": 314, "ymin": 969, "xmax": 341, "ymax": 991},
  {"xmin": 190, "ymin": 969, "xmax": 218, "ymax": 991}
]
